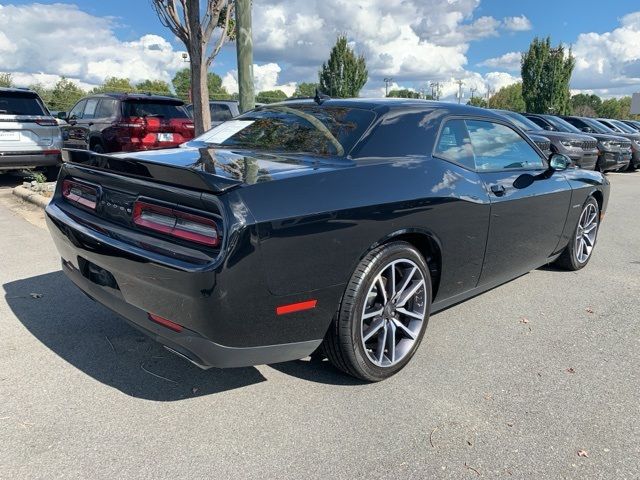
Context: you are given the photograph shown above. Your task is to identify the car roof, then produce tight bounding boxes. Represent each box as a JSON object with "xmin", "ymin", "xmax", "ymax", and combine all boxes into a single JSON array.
[
  {"xmin": 88, "ymin": 92, "xmax": 184, "ymax": 103},
  {"xmin": 0, "ymin": 87, "xmax": 38, "ymax": 95},
  {"xmin": 263, "ymin": 97, "xmax": 507, "ymax": 119}
]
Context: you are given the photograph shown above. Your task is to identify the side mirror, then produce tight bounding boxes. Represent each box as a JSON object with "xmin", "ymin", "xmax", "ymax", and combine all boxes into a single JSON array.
[
  {"xmin": 549, "ymin": 153, "xmax": 571, "ymax": 171},
  {"xmin": 581, "ymin": 127, "xmax": 593, "ymax": 133},
  {"xmin": 57, "ymin": 111, "xmax": 67, "ymax": 119}
]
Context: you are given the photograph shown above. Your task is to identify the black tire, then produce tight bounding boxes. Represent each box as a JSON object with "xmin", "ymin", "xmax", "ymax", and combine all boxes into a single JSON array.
[
  {"xmin": 44, "ymin": 165, "xmax": 60, "ymax": 181},
  {"xmin": 554, "ymin": 196, "xmax": 600, "ymax": 271},
  {"xmin": 323, "ymin": 241, "xmax": 432, "ymax": 382}
]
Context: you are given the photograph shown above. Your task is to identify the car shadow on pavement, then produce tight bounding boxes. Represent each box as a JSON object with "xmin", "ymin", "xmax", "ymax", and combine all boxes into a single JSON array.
[{"xmin": 4, "ymin": 271, "xmax": 268, "ymax": 401}]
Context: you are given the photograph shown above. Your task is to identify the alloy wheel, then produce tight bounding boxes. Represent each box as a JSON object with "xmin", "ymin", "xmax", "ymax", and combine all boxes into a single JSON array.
[
  {"xmin": 575, "ymin": 203, "xmax": 598, "ymax": 263},
  {"xmin": 360, "ymin": 259, "xmax": 427, "ymax": 367}
]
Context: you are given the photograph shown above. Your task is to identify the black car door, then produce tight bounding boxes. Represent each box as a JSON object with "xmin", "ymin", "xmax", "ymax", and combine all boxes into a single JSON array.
[
  {"xmin": 62, "ymin": 99, "xmax": 87, "ymax": 149},
  {"xmin": 464, "ymin": 119, "xmax": 572, "ymax": 286}
]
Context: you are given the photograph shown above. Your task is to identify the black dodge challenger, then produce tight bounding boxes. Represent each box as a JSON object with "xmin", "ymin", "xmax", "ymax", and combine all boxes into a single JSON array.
[{"xmin": 46, "ymin": 99, "xmax": 609, "ymax": 381}]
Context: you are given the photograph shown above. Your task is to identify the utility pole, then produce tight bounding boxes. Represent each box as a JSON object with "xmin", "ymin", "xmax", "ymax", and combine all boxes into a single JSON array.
[
  {"xmin": 470, "ymin": 86, "xmax": 477, "ymax": 99},
  {"xmin": 486, "ymin": 87, "xmax": 495, "ymax": 107},
  {"xmin": 383, "ymin": 77, "xmax": 393, "ymax": 97},
  {"xmin": 456, "ymin": 79, "xmax": 464, "ymax": 104},
  {"xmin": 235, "ymin": 0, "xmax": 254, "ymax": 113},
  {"xmin": 429, "ymin": 81, "xmax": 441, "ymax": 100}
]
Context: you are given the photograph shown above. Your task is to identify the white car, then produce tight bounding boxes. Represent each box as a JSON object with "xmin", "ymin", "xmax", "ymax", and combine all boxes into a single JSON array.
[{"xmin": 0, "ymin": 87, "xmax": 62, "ymax": 177}]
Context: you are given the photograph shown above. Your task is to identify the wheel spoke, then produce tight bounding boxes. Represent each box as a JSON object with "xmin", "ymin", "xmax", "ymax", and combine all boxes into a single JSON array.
[
  {"xmin": 375, "ymin": 323, "xmax": 388, "ymax": 364},
  {"xmin": 376, "ymin": 275, "xmax": 388, "ymax": 305},
  {"xmin": 394, "ymin": 266, "xmax": 417, "ymax": 302},
  {"xmin": 363, "ymin": 317, "xmax": 385, "ymax": 342},
  {"xmin": 386, "ymin": 321, "xmax": 396, "ymax": 363},
  {"xmin": 397, "ymin": 307, "xmax": 424, "ymax": 320},
  {"xmin": 393, "ymin": 318, "xmax": 417, "ymax": 340},
  {"xmin": 583, "ymin": 234, "xmax": 593, "ymax": 247},
  {"xmin": 389, "ymin": 264, "xmax": 396, "ymax": 298},
  {"xmin": 362, "ymin": 308, "xmax": 384, "ymax": 320},
  {"xmin": 584, "ymin": 223, "xmax": 597, "ymax": 234},
  {"xmin": 397, "ymin": 280, "xmax": 425, "ymax": 307}
]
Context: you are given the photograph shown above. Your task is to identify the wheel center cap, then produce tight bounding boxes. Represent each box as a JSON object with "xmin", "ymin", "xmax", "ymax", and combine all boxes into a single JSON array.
[{"xmin": 383, "ymin": 303, "xmax": 395, "ymax": 318}]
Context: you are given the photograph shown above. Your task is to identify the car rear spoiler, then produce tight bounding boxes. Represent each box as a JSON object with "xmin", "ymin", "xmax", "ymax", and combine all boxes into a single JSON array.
[{"xmin": 63, "ymin": 149, "xmax": 243, "ymax": 194}]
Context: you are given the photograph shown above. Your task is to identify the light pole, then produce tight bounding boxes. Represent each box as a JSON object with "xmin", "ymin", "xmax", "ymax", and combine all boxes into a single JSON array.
[
  {"xmin": 235, "ymin": 0, "xmax": 254, "ymax": 113},
  {"xmin": 456, "ymin": 79, "xmax": 464, "ymax": 104},
  {"xmin": 384, "ymin": 77, "xmax": 393, "ymax": 97}
]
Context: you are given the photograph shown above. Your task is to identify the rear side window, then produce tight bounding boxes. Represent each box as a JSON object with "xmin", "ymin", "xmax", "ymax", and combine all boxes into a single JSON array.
[
  {"xmin": 354, "ymin": 111, "xmax": 436, "ymax": 158},
  {"xmin": 526, "ymin": 116, "xmax": 551, "ymax": 130},
  {"xmin": 123, "ymin": 100, "xmax": 189, "ymax": 119},
  {"xmin": 0, "ymin": 92, "xmax": 46, "ymax": 116},
  {"xmin": 210, "ymin": 104, "xmax": 233, "ymax": 122},
  {"xmin": 69, "ymin": 100, "xmax": 86, "ymax": 119},
  {"xmin": 466, "ymin": 120, "xmax": 544, "ymax": 171},
  {"xmin": 95, "ymin": 99, "xmax": 118, "ymax": 118},
  {"xmin": 434, "ymin": 119, "xmax": 475, "ymax": 169},
  {"xmin": 82, "ymin": 98, "xmax": 100, "ymax": 119}
]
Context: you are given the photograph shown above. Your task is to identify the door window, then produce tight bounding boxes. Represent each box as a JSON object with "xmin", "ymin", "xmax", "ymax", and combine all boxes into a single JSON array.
[
  {"xmin": 465, "ymin": 120, "xmax": 544, "ymax": 171},
  {"xmin": 82, "ymin": 99, "xmax": 99, "ymax": 120},
  {"xmin": 210, "ymin": 103, "xmax": 233, "ymax": 122},
  {"xmin": 95, "ymin": 99, "xmax": 118, "ymax": 118},
  {"xmin": 68, "ymin": 100, "xmax": 86, "ymax": 120},
  {"xmin": 434, "ymin": 119, "xmax": 475, "ymax": 169}
]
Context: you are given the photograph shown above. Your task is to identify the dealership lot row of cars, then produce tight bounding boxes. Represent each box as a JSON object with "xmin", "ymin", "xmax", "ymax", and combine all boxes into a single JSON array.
[{"xmin": 1, "ymin": 86, "xmax": 639, "ymax": 176}]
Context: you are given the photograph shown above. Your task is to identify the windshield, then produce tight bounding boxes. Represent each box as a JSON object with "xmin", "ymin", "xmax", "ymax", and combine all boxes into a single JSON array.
[
  {"xmin": 609, "ymin": 119, "xmax": 636, "ymax": 134},
  {"xmin": 0, "ymin": 92, "xmax": 46, "ymax": 115},
  {"xmin": 194, "ymin": 104, "xmax": 376, "ymax": 156},
  {"xmin": 543, "ymin": 115, "xmax": 582, "ymax": 133},
  {"xmin": 581, "ymin": 117, "xmax": 614, "ymax": 134},
  {"xmin": 502, "ymin": 111, "xmax": 540, "ymax": 131},
  {"xmin": 123, "ymin": 100, "xmax": 189, "ymax": 119}
]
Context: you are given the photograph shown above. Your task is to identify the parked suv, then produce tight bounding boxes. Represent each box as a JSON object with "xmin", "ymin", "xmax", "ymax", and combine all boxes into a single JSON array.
[
  {"xmin": 592, "ymin": 118, "xmax": 640, "ymax": 170},
  {"xmin": 61, "ymin": 93, "xmax": 194, "ymax": 154},
  {"xmin": 559, "ymin": 116, "xmax": 633, "ymax": 172},
  {"xmin": 621, "ymin": 119, "xmax": 640, "ymax": 132},
  {"xmin": 526, "ymin": 113, "xmax": 630, "ymax": 172},
  {"xmin": 186, "ymin": 100, "xmax": 240, "ymax": 126},
  {"xmin": 493, "ymin": 109, "xmax": 598, "ymax": 169},
  {"xmin": 0, "ymin": 87, "xmax": 62, "ymax": 175}
]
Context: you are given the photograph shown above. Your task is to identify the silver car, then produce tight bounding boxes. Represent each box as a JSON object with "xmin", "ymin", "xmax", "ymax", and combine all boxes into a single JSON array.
[{"xmin": 0, "ymin": 87, "xmax": 62, "ymax": 175}]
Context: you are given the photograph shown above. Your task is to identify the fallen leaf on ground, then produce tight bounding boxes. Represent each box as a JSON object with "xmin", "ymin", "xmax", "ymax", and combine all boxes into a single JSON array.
[
  {"xmin": 29, "ymin": 293, "xmax": 43, "ymax": 299},
  {"xmin": 520, "ymin": 317, "xmax": 529, "ymax": 324},
  {"xmin": 567, "ymin": 367, "xmax": 576, "ymax": 374},
  {"xmin": 577, "ymin": 450, "xmax": 589, "ymax": 457},
  {"xmin": 586, "ymin": 307, "xmax": 594, "ymax": 314}
]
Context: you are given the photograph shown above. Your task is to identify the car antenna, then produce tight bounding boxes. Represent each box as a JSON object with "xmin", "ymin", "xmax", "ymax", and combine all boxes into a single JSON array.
[{"xmin": 314, "ymin": 88, "xmax": 330, "ymax": 105}]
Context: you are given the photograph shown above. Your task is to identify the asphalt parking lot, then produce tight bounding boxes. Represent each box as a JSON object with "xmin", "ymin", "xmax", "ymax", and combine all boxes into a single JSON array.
[{"xmin": 0, "ymin": 172, "xmax": 638, "ymax": 479}]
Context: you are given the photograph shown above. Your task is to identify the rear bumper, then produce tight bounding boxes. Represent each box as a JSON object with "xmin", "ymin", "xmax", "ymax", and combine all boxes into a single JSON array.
[
  {"xmin": 45, "ymin": 201, "xmax": 329, "ymax": 368},
  {"xmin": 0, "ymin": 151, "xmax": 61, "ymax": 170}
]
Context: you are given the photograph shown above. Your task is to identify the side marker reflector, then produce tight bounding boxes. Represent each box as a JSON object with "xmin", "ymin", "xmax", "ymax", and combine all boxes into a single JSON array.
[
  {"xmin": 148, "ymin": 313, "xmax": 183, "ymax": 332},
  {"xmin": 276, "ymin": 300, "xmax": 317, "ymax": 316}
]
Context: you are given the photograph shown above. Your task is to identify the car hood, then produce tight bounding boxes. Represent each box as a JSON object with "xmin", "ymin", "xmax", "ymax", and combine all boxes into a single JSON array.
[{"xmin": 527, "ymin": 129, "xmax": 596, "ymax": 143}]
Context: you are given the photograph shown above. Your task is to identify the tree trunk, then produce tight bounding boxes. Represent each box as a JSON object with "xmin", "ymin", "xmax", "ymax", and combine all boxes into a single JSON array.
[{"xmin": 190, "ymin": 49, "xmax": 212, "ymax": 135}]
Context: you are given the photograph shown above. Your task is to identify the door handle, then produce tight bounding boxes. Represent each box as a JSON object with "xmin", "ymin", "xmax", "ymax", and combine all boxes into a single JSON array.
[
  {"xmin": 88, "ymin": 122, "xmax": 94, "ymax": 126},
  {"xmin": 490, "ymin": 184, "xmax": 506, "ymax": 196}
]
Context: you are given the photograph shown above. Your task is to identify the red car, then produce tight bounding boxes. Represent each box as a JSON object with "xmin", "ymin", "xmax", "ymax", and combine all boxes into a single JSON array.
[{"xmin": 61, "ymin": 93, "xmax": 194, "ymax": 154}]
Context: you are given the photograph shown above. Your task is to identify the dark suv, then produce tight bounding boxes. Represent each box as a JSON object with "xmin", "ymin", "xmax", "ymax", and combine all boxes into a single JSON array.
[
  {"xmin": 186, "ymin": 100, "xmax": 240, "ymax": 126},
  {"xmin": 492, "ymin": 109, "xmax": 598, "ymax": 169},
  {"xmin": 559, "ymin": 116, "xmax": 634, "ymax": 172},
  {"xmin": 61, "ymin": 93, "xmax": 194, "ymax": 154},
  {"xmin": 592, "ymin": 118, "xmax": 640, "ymax": 170},
  {"xmin": 526, "ymin": 113, "xmax": 631, "ymax": 172}
]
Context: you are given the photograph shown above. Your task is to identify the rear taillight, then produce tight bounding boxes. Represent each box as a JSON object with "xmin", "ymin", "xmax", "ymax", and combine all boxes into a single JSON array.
[
  {"xmin": 132, "ymin": 200, "xmax": 220, "ymax": 247},
  {"xmin": 36, "ymin": 118, "xmax": 58, "ymax": 126},
  {"xmin": 61, "ymin": 179, "xmax": 98, "ymax": 210}
]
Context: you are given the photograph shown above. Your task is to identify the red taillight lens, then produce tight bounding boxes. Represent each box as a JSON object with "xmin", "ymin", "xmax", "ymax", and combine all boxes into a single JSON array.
[
  {"xmin": 61, "ymin": 179, "xmax": 98, "ymax": 210},
  {"xmin": 36, "ymin": 118, "xmax": 58, "ymax": 126},
  {"xmin": 132, "ymin": 201, "xmax": 220, "ymax": 247}
]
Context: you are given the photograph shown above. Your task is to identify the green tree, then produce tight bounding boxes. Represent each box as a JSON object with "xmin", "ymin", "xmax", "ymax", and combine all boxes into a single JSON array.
[
  {"xmin": 387, "ymin": 88, "xmax": 421, "ymax": 99},
  {"xmin": 467, "ymin": 96, "xmax": 488, "ymax": 108},
  {"xmin": 597, "ymin": 98, "xmax": 622, "ymax": 119},
  {"xmin": 319, "ymin": 35, "xmax": 368, "ymax": 98},
  {"xmin": 489, "ymin": 83, "xmax": 525, "ymax": 111},
  {"xmin": 28, "ymin": 83, "xmax": 53, "ymax": 108},
  {"xmin": 91, "ymin": 77, "xmax": 136, "ymax": 94},
  {"xmin": 292, "ymin": 82, "xmax": 319, "ymax": 98},
  {"xmin": 48, "ymin": 77, "xmax": 86, "ymax": 111},
  {"xmin": 136, "ymin": 79, "xmax": 172, "ymax": 95},
  {"xmin": 571, "ymin": 93, "xmax": 601, "ymax": 117},
  {"xmin": 255, "ymin": 89, "xmax": 288, "ymax": 104},
  {"xmin": 521, "ymin": 37, "xmax": 575, "ymax": 114},
  {"xmin": 172, "ymin": 68, "xmax": 229, "ymax": 101},
  {"xmin": 0, "ymin": 73, "xmax": 13, "ymax": 87}
]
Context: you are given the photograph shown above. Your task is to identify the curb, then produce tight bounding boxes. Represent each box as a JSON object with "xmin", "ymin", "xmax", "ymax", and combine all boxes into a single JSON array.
[{"xmin": 12, "ymin": 185, "xmax": 51, "ymax": 209}]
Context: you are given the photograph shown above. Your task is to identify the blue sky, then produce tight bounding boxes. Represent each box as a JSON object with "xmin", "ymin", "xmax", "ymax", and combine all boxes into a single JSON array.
[{"xmin": 1, "ymin": 0, "xmax": 639, "ymax": 99}]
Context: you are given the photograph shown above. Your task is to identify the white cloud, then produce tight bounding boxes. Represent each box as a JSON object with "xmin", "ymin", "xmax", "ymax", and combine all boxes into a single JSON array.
[
  {"xmin": 0, "ymin": 3, "xmax": 185, "ymax": 87},
  {"xmin": 478, "ymin": 52, "xmax": 522, "ymax": 71},
  {"xmin": 222, "ymin": 63, "xmax": 297, "ymax": 96},
  {"xmin": 571, "ymin": 11, "xmax": 640, "ymax": 95},
  {"xmin": 503, "ymin": 15, "xmax": 532, "ymax": 32}
]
